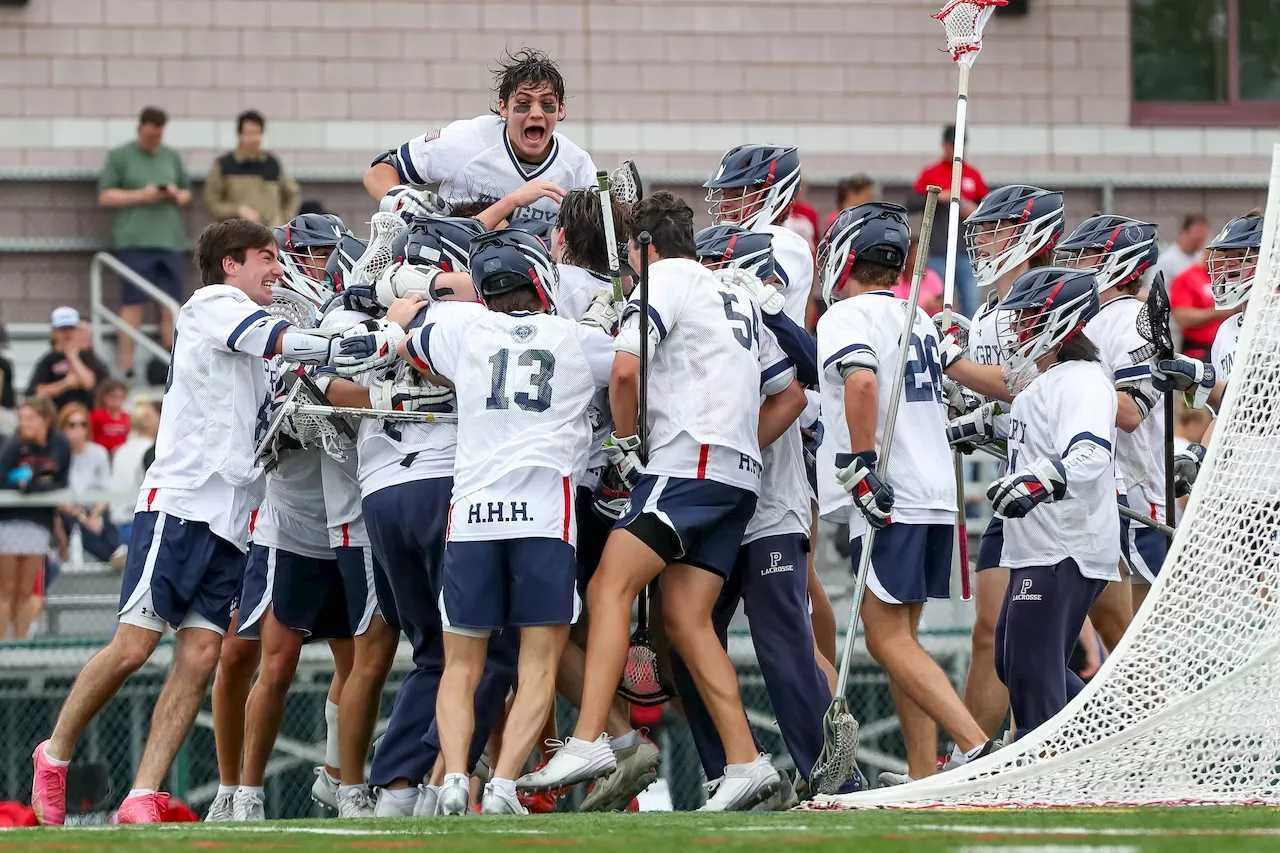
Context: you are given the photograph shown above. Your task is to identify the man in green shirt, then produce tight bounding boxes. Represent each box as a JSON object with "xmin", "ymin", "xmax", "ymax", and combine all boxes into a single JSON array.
[{"xmin": 98, "ymin": 107, "xmax": 192, "ymax": 381}]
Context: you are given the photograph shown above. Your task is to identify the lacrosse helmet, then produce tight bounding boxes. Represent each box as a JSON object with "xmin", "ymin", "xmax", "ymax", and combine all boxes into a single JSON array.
[
  {"xmin": 509, "ymin": 216, "xmax": 556, "ymax": 243},
  {"xmin": 964, "ymin": 185, "xmax": 1065, "ymax": 285},
  {"xmin": 1207, "ymin": 213, "xmax": 1264, "ymax": 310},
  {"xmin": 277, "ymin": 213, "xmax": 349, "ymax": 307},
  {"xmin": 694, "ymin": 225, "xmax": 777, "ymax": 282},
  {"xmin": 323, "ymin": 235, "xmax": 367, "ymax": 294},
  {"xmin": 995, "ymin": 266, "xmax": 1101, "ymax": 394},
  {"xmin": 1055, "ymin": 215, "xmax": 1158, "ymax": 295},
  {"xmin": 392, "ymin": 216, "xmax": 487, "ymax": 274},
  {"xmin": 468, "ymin": 227, "xmax": 560, "ymax": 313},
  {"xmin": 816, "ymin": 202, "xmax": 911, "ymax": 306},
  {"xmin": 704, "ymin": 144, "xmax": 802, "ymax": 231}
]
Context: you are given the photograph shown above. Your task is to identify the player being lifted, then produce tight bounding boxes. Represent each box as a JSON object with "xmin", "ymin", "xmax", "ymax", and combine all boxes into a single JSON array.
[
  {"xmin": 31, "ymin": 220, "xmax": 404, "ymax": 825},
  {"xmin": 395, "ymin": 229, "xmax": 617, "ymax": 815},
  {"xmin": 522, "ymin": 193, "xmax": 805, "ymax": 811},
  {"xmin": 1056, "ymin": 215, "xmax": 1165, "ymax": 612},
  {"xmin": 816, "ymin": 203, "xmax": 995, "ymax": 786},
  {"xmin": 986, "ymin": 267, "xmax": 1119, "ymax": 735},
  {"xmin": 364, "ymin": 48, "xmax": 596, "ymax": 223}
]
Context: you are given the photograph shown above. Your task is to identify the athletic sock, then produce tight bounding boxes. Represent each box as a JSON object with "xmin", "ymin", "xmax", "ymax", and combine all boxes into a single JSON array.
[
  {"xmin": 325, "ymin": 699, "xmax": 341, "ymax": 768},
  {"xmin": 42, "ymin": 746, "xmax": 70, "ymax": 767},
  {"xmin": 238, "ymin": 786, "xmax": 265, "ymax": 796},
  {"xmin": 126, "ymin": 788, "xmax": 155, "ymax": 799},
  {"xmin": 383, "ymin": 787, "xmax": 417, "ymax": 802},
  {"xmin": 217, "ymin": 784, "xmax": 238, "ymax": 797},
  {"xmin": 610, "ymin": 730, "xmax": 638, "ymax": 750},
  {"xmin": 322, "ymin": 768, "xmax": 339, "ymax": 786},
  {"xmin": 444, "ymin": 772, "xmax": 468, "ymax": 788},
  {"xmin": 950, "ymin": 743, "xmax": 967, "ymax": 766},
  {"xmin": 491, "ymin": 777, "xmax": 517, "ymax": 796}
]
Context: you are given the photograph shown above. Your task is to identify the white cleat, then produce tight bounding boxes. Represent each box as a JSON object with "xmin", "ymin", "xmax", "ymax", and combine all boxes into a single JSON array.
[
  {"xmin": 204, "ymin": 792, "xmax": 234, "ymax": 822},
  {"xmin": 232, "ymin": 788, "xmax": 266, "ymax": 822},
  {"xmin": 517, "ymin": 735, "xmax": 617, "ymax": 791},
  {"xmin": 480, "ymin": 783, "xmax": 528, "ymax": 815},
  {"xmin": 412, "ymin": 784, "xmax": 439, "ymax": 817},
  {"xmin": 876, "ymin": 770, "xmax": 913, "ymax": 787},
  {"xmin": 697, "ymin": 754, "xmax": 781, "ymax": 812},
  {"xmin": 374, "ymin": 787, "xmax": 420, "ymax": 818},
  {"xmin": 337, "ymin": 785, "xmax": 377, "ymax": 818},
  {"xmin": 311, "ymin": 766, "xmax": 339, "ymax": 811},
  {"xmin": 579, "ymin": 737, "xmax": 661, "ymax": 812},
  {"xmin": 436, "ymin": 776, "xmax": 470, "ymax": 816}
]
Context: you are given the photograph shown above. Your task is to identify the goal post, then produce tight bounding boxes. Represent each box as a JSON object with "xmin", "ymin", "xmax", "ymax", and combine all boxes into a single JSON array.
[{"xmin": 808, "ymin": 144, "xmax": 1280, "ymax": 809}]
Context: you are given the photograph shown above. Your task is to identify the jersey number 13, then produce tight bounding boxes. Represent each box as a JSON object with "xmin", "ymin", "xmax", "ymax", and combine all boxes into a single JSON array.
[{"xmin": 487, "ymin": 348, "xmax": 556, "ymax": 413}]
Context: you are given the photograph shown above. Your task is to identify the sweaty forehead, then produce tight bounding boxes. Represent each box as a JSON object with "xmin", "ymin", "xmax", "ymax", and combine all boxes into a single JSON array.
[{"xmin": 509, "ymin": 83, "xmax": 559, "ymax": 101}]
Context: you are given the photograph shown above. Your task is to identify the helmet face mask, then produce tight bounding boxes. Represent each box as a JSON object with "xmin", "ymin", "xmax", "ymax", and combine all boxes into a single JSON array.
[
  {"xmin": 277, "ymin": 213, "xmax": 348, "ymax": 308},
  {"xmin": 963, "ymin": 185, "xmax": 1065, "ymax": 287},
  {"xmin": 1209, "ymin": 246, "xmax": 1259, "ymax": 310},
  {"xmin": 703, "ymin": 145, "xmax": 802, "ymax": 231},
  {"xmin": 994, "ymin": 266, "xmax": 1101, "ymax": 393},
  {"xmin": 1054, "ymin": 216, "xmax": 1158, "ymax": 296}
]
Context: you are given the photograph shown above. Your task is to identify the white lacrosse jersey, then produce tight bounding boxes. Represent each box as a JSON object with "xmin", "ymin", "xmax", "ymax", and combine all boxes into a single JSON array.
[
  {"xmin": 1212, "ymin": 312, "xmax": 1244, "ymax": 383},
  {"xmin": 321, "ymin": 451, "xmax": 370, "ymax": 549},
  {"xmin": 254, "ymin": 445, "xmax": 333, "ymax": 560},
  {"xmin": 620, "ymin": 258, "xmax": 794, "ymax": 494},
  {"xmin": 1085, "ymin": 296, "xmax": 1159, "ymax": 495},
  {"xmin": 816, "ymin": 290, "xmax": 956, "ymax": 535},
  {"xmin": 744, "ymin": 423, "xmax": 811, "ymax": 543},
  {"xmin": 759, "ymin": 224, "xmax": 814, "ymax": 326},
  {"xmin": 406, "ymin": 302, "xmax": 615, "ymax": 542},
  {"xmin": 137, "ymin": 284, "xmax": 288, "ymax": 550},
  {"xmin": 1002, "ymin": 360, "xmax": 1121, "ymax": 582},
  {"xmin": 396, "ymin": 115, "xmax": 597, "ymax": 225},
  {"xmin": 969, "ymin": 295, "xmax": 1003, "ymax": 370},
  {"xmin": 556, "ymin": 263, "xmax": 614, "ymax": 482}
]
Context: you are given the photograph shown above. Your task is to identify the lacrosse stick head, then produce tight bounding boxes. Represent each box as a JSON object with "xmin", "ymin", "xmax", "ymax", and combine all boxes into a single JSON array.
[
  {"xmin": 617, "ymin": 629, "xmax": 674, "ymax": 707},
  {"xmin": 350, "ymin": 211, "xmax": 407, "ymax": 288},
  {"xmin": 934, "ymin": 0, "xmax": 1007, "ymax": 65},
  {"xmin": 810, "ymin": 698, "xmax": 861, "ymax": 795},
  {"xmin": 932, "ymin": 308, "xmax": 971, "ymax": 350},
  {"xmin": 608, "ymin": 159, "xmax": 645, "ymax": 206},
  {"xmin": 1137, "ymin": 271, "xmax": 1175, "ymax": 360},
  {"xmin": 265, "ymin": 286, "xmax": 320, "ymax": 329}
]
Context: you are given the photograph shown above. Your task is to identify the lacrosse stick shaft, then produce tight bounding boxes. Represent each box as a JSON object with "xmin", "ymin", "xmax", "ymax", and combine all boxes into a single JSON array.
[
  {"xmin": 954, "ymin": 454, "xmax": 972, "ymax": 600},
  {"xmin": 596, "ymin": 171, "xmax": 625, "ymax": 303},
  {"xmin": 833, "ymin": 186, "xmax": 942, "ymax": 698},
  {"xmin": 637, "ymin": 231, "xmax": 652, "ymax": 466},
  {"xmin": 941, "ymin": 63, "xmax": 972, "ymax": 330},
  {"xmin": 970, "ymin": 443, "xmax": 1176, "ymax": 536},
  {"xmin": 1163, "ymin": 391, "xmax": 1176, "ymax": 539},
  {"xmin": 291, "ymin": 404, "xmax": 458, "ymax": 423}
]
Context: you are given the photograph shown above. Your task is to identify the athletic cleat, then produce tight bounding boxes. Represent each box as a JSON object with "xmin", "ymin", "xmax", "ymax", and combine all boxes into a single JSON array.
[
  {"xmin": 117, "ymin": 791, "xmax": 170, "ymax": 824},
  {"xmin": 374, "ymin": 787, "xmax": 420, "ymax": 818},
  {"xmin": 337, "ymin": 785, "xmax": 377, "ymax": 818},
  {"xmin": 579, "ymin": 737, "xmax": 661, "ymax": 812},
  {"xmin": 517, "ymin": 735, "xmax": 616, "ymax": 791},
  {"xmin": 412, "ymin": 784, "xmax": 439, "ymax": 817},
  {"xmin": 232, "ymin": 787, "xmax": 266, "ymax": 821},
  {"xmin": 204, "ymin": 792, "xmax": 235, "ymax": 822},
  {"xmin": 437, "ymin": 776, "xmax": 470, "ymax": 816},
  {"xmin": 311, "ymin": 766, "xmax": 339, "ymax": 811},
  {"xmin": 753, "ymin": 770, "xmax": 799, "ymax": 812},
  {"xmin": 31, "ymin": 741, "xmax": 68, "ymax": 826},
  {"xmin": 697, "ymin": 754, "xmax": 781, "ymax": 812},
  {"xmin": 481, "ymin": 783, "xmax": 528, "ymax": 815},
  {"xmin": 518, "ymin": 787, "xmax": 560, "ymax": 814},
  {"xmin": 877, "ymin": 770, "xmax": 913, "ymax": 787}
]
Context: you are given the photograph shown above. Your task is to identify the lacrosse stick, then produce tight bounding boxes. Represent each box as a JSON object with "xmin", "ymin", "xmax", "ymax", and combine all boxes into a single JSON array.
[
  {"xmin": 596, "ymin": 170, "xmax": 626, "ymax": 302},
  {"xmin": 1136, "ymin": 271, "xmax": 1177, "ymax": 539},
  {"xmin": 811, "ymin": 186, "xmax": 943, "ymax": 795},
  {"xmin": 618, "ymin": 584, "xmax": 674, "ymax": 706},
  {"xmin": 267, "ymin": 286, "xmax": 321, "ymax": 329},
  {"xmin": 352, "ymin": 211, "xmax": 407, "ymax": 289},
  {"xmin": 254, "ymin": 371, "xmax": 358, "ymax": 471},
  {"xmin": 608, "ymin": 159, "xmax": 645, "ymax": 207}
]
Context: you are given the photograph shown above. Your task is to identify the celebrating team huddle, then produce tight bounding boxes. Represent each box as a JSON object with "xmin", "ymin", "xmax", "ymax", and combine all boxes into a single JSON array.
[{"xmin": 26, "ymin": 49, "xmax": 1262, "ymax": 823}]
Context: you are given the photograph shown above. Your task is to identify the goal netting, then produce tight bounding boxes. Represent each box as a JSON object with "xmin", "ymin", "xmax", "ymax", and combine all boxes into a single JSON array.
[{"xmin": 808, "ymin": 144, "xmax": 1280, "ymax": 809}]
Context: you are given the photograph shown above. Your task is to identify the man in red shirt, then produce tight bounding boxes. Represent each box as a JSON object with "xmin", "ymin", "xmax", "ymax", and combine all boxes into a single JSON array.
[
  {"xmin": 910, "ymin": 124, "xmax": 988, "ymax": 317},
  {"xmin": 1169, "ymin": 259, "xmax": 1237, "ymax": 361}
]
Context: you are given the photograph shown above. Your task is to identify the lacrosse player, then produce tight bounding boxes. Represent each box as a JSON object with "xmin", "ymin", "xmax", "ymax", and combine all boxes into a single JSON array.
[
  {"xmin": 364, "ymin": 48, "xmax": 595, "ymax": 224},
  {"xmin": 1153, "ymin": 212, "xmax": 1263, "ymax": 489},
  {"xmin": 521, "ymin": 193, "xmax": 806, "ymax": 812},
  {"xmin": 1057, "ymin": 215, "xmax": 1165, "ymax": 613},
  {"xmin": 30, "ymin": 220, "xmax": 400, "ymax": 825},
  {"xmin": 393, "ymin": 229, "xmax": 615, "ymax": 816},
  {"xmin": 987, "ymin": 267, "xmax": 1119, "ymax": 735},
  {"xmin": 816, "ymin": 203, "xmax": 995, "ymax": 786}
]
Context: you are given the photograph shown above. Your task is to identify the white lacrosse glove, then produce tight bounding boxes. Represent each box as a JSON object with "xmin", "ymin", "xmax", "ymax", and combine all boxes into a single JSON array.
[
  {"xmin": 987, "ymin": 457, "xmax": 1067, "ymax": 519},
  {"xmin": 580, "ymin": 290, "xmax": 621, "ymax": 336},
  {"xmin": 380, "ymin": 185, "xmax": 445, "ymax": 224},
  {"xmin": 834, "ymin": 450, "xmax": 894, "ymax": 530},
  {"xmin": 942, "ymin": 375, "xmax": 979, "ymax": 419},
  {"xmin": 1152, "ymin": 354, "xmax": 1216, "ymax": 410},
  {"xmin": 947, "ymin": 401, "xmax": 1001, "ymax": 454},
  {"xmin": 369, "ymin": 376, "xmax": 455, "ymax": 413},
  {"xmin": 331, "ymin": 319, "xmax": 406, "ymax": 376},
  {"xmin": 714, "ymin": 268, "xmax": 784, "ymax": 316},
  {"xmin": 374, "ymin": 260, "xmax": 445, "ymax": 309},
  {"xmin": 932, "ymin": 311, "xmax": 970, "ymax": 370},
  {"xmin": 603, "ymin": 432, "xmax": 644, "ymax": 489}
]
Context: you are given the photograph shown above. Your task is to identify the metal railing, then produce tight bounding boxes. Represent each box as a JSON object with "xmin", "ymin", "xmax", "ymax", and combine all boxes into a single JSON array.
[{"xmin": 88, "ymin": 252, "xmax": 181, "ymax": 367}]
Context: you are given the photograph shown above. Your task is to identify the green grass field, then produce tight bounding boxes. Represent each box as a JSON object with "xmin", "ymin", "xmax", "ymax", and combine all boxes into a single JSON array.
[{"xmin": 5, "ymin": 808, "xmax": 1280, "ymax": 853}]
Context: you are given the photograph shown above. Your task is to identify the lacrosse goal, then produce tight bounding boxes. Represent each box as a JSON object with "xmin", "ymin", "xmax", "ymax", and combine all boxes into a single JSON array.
[{"xmin": 810, "ymin": 144, "xmax": 1280, "ymax": 809}]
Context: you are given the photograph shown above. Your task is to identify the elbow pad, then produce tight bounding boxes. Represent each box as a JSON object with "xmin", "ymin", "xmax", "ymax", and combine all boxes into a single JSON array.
[
  {"xmin": 1118, "ymin": 376, "xmax": 1158, "ymax": 421},
  {"xmin": 761, "ymin": 365, "xmax": 796, "ymax": 397},
  {"xmin": 615, "ymin": 324, "xmax": 659, "ymax": 359},
  {"xmin": 281, "ymin": 329, "xmax": 339, "ymax": 365},
  {"xmin": 370, "ymin": 148, "xmax": 402, "ymax": 174},
  {"xmin": 375, "ymin": 261, "xmax": 443, "ymax": 309}
]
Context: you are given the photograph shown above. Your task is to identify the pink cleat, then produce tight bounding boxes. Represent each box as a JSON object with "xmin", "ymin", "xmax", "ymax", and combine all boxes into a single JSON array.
[
  {"xmin": 31, "ymin": 740, "xmax": 68, "ymax": 826},
  {"xmin": 116, "ymin": 792, "xmax": 170, "ymax": 824}
]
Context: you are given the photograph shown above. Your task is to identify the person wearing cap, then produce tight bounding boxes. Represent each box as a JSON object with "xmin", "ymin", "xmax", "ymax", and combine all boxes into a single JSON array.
[{"xmin": 26, "ymin": 307, "xmax": 108, "ymax": 414}]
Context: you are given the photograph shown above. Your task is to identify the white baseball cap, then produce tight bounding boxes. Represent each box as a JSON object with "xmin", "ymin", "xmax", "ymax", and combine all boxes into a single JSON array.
[{"xmin": 51, "ymin": 306, "xmax": 80, "ymax": 329}]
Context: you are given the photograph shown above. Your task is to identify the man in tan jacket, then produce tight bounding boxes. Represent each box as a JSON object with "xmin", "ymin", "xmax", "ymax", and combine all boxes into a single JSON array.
[{"xmin": 204, "ymin": 111, "xmax": 301, "ymax": 228}]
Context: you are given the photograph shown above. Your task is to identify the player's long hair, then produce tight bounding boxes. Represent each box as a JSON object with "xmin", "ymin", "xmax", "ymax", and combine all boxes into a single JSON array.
[
  {"xmin": 556, "ymin": 189, "xmax": 630, "ymax": 275},
  {"xmin": 1056, "ymin": 330, "xmax": 1100, "ymax": 364},
  {"xmin": 492, "ymin": 47, "xmax": 565, "ymax": 110}
]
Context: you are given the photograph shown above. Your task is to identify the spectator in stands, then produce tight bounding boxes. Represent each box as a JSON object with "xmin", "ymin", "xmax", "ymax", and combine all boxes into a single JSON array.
[
  {"xmin": 54, "ymin": 404, "xmax": 117, "ymax": 564},
  {"xmin": 0, "ymin": 397, "xmax": 70, "ymax": 640},
  {"xmin": 892, "ymin": 235, "xmax": 944, "ymax": 316},
  {"xmin": 1170, "ymin": 256, "xmax": 1236, "ymax": 362},
  {"xmin": 90, "ymin": 379, "xmax": 131, "ymax": 455},
  {"xmin": 782, "ymin": 179, "xmax": 820, "ymax": 250},
  {"xmin": 0, "ymin": 319, "xmax": 15, "ymax": 437},
  {"xmin": 107, "ymin": 398, "xmax": 160, "ymax": 568},
  {"xmin": 26, "ymin": 308, "xmax": 107, "ymax": 414},
  {"xmin": 203, "ymin": 110, "xmax": 301, "ymax": 229},
  {"xmin": 825, "ymin": 174, "xmax": 876, "ymax": 230},
  {"xmin": 1154, "ymin": 213, "xmax": 1210, "ymax": 288},
  {"xmin": 98, "ymin": 106, "xmax": 191, "ymax": 383},
  {"xmin": 910, "ymin": 124, "xmax": 987, "ymax": 317}
]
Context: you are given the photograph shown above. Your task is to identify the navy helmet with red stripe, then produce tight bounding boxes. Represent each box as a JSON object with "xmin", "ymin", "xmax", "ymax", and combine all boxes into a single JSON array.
[
  {"xmin": 995, "ymin": 266, "xmax": 1101, "ymax": 393},
  {"xmin": 817, "ymin": 202, "xmax": 911, "ymax": 306},
  {"xmin": 1055, "ymin": 214, "xmax": 1158, "ymax": 294},
  {"xmin": 703, "ymin": 144, "xmax": 802, "ymax": 230},
  {"xmin": 391, "ymin": 215, "xmax": 487, "ymax": 275},
  {"xmin": 964, "ymin": 185, "xmax": 1064, "ymax": 285},
  {"xmin": 694, "ymin": 225, "xmax": 777, "ymax": 282},
  {"xmin": 468, "ymin": 227, "xmax": 560, "ymax": 313}
]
